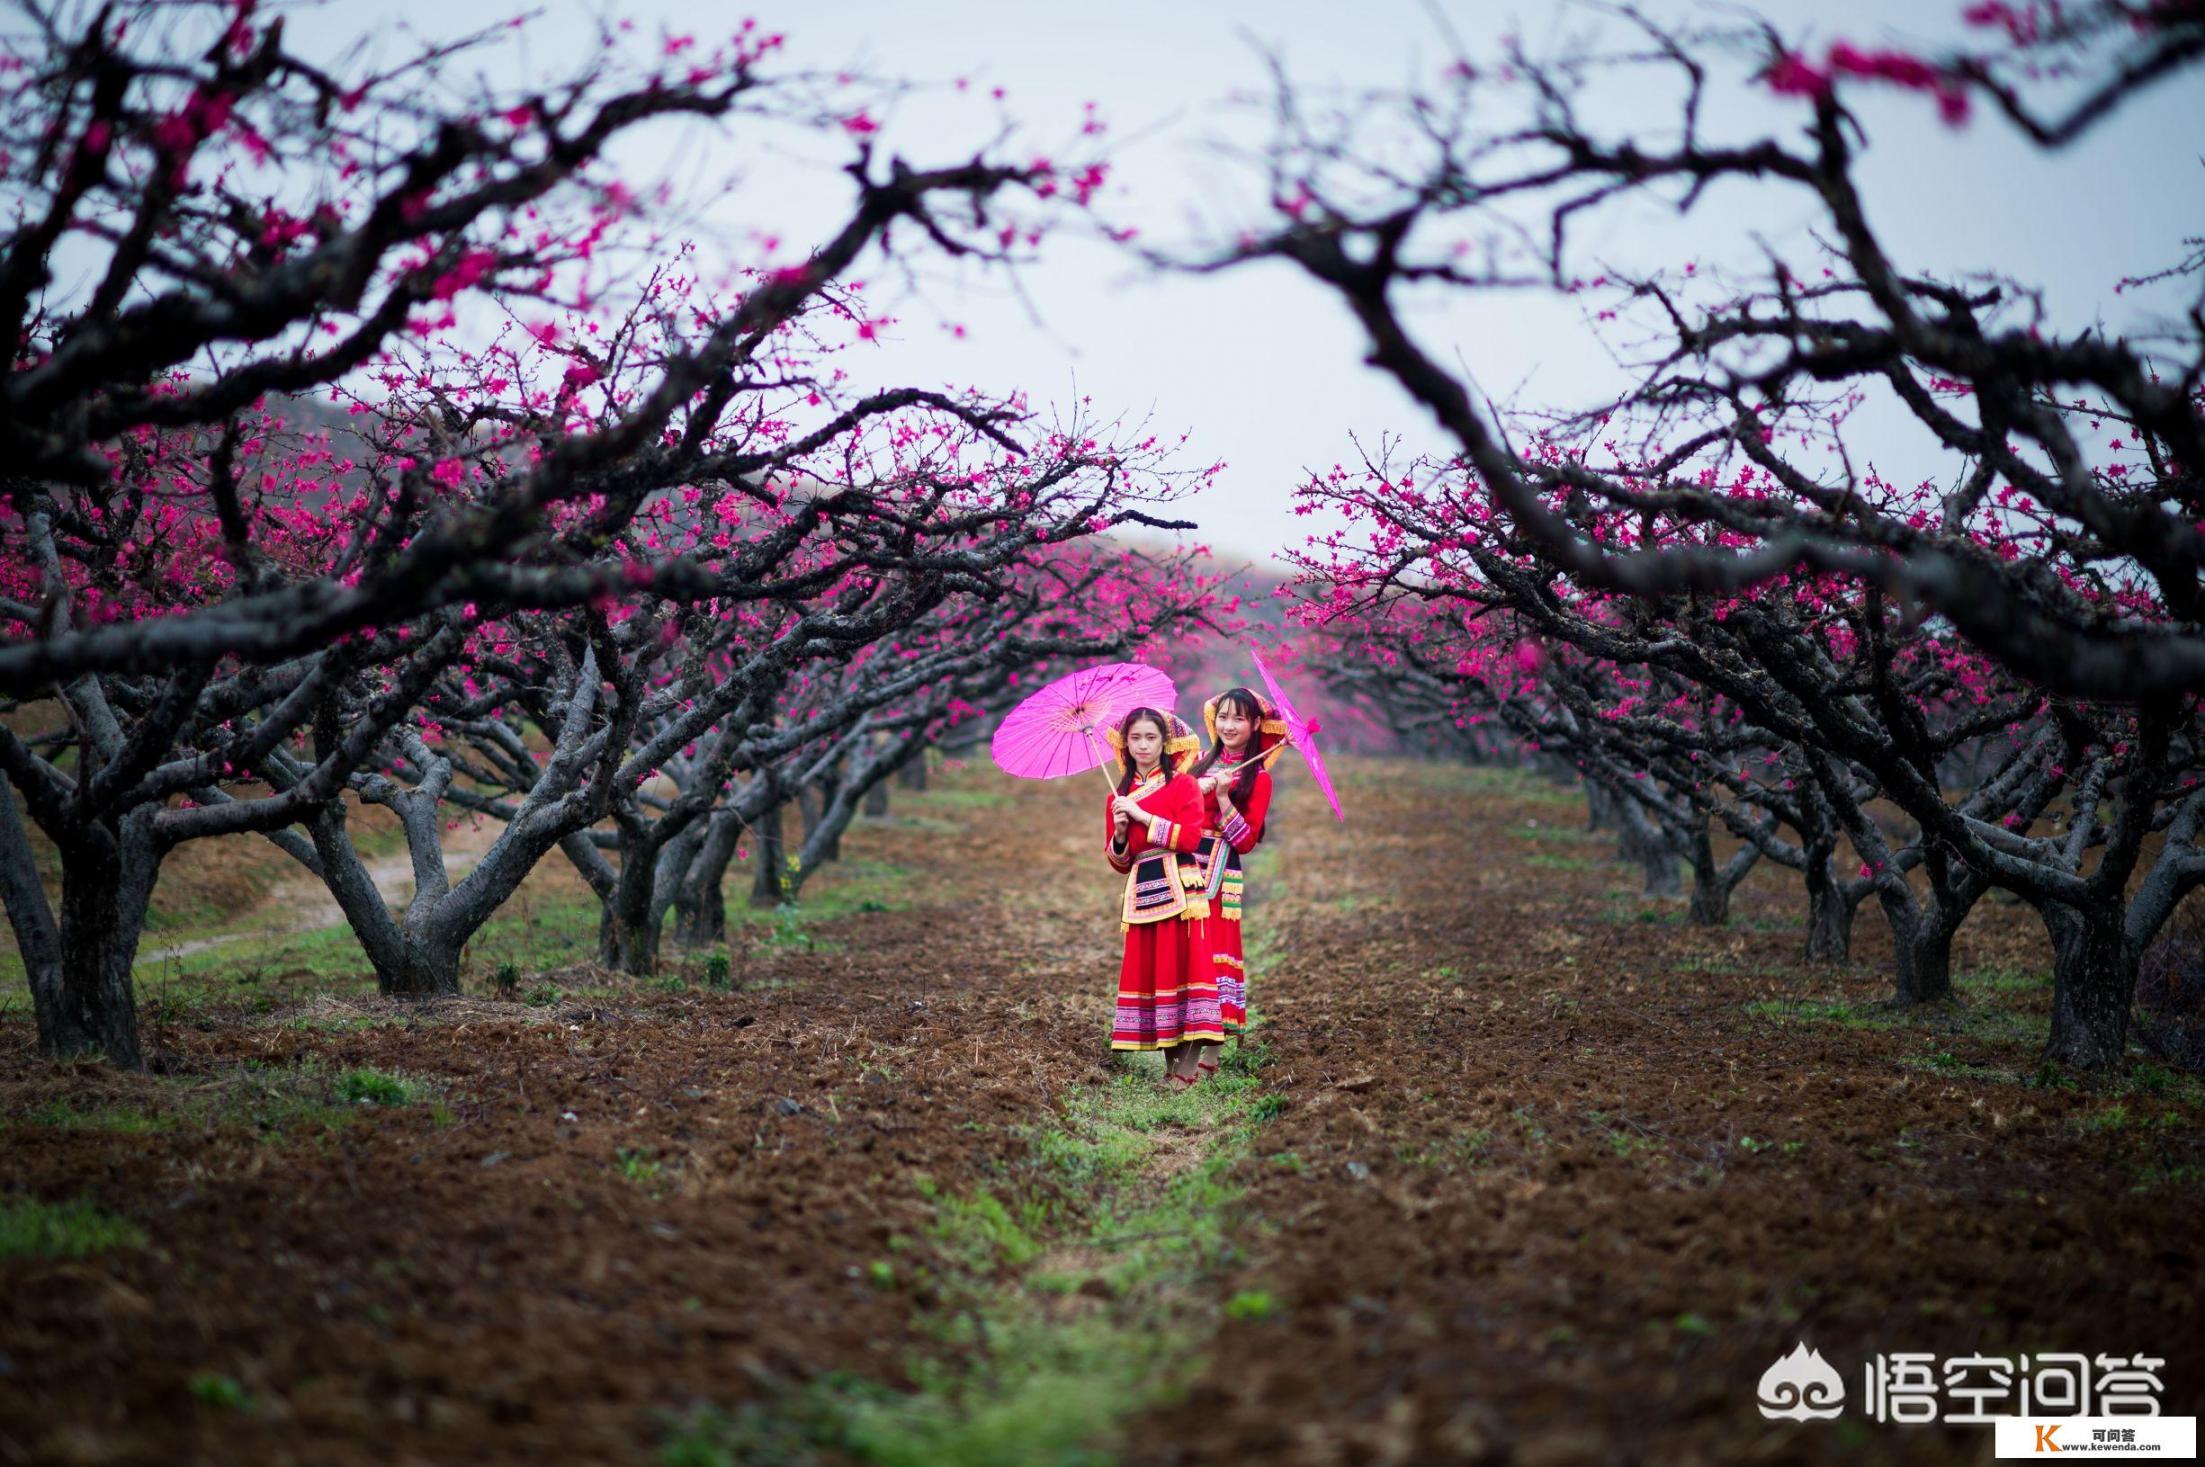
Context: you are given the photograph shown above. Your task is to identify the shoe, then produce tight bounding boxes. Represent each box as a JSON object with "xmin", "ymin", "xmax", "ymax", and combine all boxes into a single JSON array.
[
  {"xmin": 1196, "ymin": 1059, "xmax": 1219, "ymax": 1075},
  {"xmin": 1169, "ymin": 1069, "xmax": 1200, "ymax": 1089}
]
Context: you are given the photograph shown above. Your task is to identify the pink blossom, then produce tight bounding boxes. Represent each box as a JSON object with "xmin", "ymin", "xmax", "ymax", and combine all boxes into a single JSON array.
[{"xmin": 1765, "ymin": 52, "xmax": 1831, "ymax": 98}]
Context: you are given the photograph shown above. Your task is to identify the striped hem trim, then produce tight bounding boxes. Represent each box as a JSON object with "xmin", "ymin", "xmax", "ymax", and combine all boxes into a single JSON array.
[{"xmin": 1110, "ymin": 1031, "xmax": 1228, "ymax": 1050}]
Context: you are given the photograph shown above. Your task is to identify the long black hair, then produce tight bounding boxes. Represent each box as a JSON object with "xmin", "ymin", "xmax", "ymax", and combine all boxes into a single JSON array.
[
  {"xmin": 1189, "ymin": 687, "xmax": 1267, "ymax": 806},
  {"xmin": 1114, "ymin": 706, "xmax": 1173, "ymax": 795}
]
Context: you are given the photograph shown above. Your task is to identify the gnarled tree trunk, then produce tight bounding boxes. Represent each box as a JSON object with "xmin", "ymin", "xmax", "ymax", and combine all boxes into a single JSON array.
[
  {"xmin": 1801, "ymin": 842, "xmax": 1855, "ymax": 962},
  {"xmin": 45, "ymin": 815, "xmax": 159, "ymax": 1068},
  {"xmin": 750, "ymin": 801, "xmax": 787, "ymax": 909},
  {"xmin": 1614, "ymin": 796, "xmax": 1679, "ymax": 897},
  {"xmin": 2041, "ymin": 901, "xmax": 2136, "ymax": 1071},
  {"xmin": 673, "ymin": 811, "xmax": 742, "ymax": 948}
]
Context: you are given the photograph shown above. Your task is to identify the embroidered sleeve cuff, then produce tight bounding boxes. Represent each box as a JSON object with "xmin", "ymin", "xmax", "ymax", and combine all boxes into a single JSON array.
[
  {"xmin": 1152, "ymin": 818, "xmax": 1176, "ymax": 848},
  {"xmin": 1221, "ymin": 811, "xmax": 1253, "ymax": 848}
]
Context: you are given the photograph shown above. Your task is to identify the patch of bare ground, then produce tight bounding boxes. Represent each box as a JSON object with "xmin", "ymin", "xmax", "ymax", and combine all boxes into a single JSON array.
[
  {"xmin": 0, "ymin": 765, "xmax": 1128, "ymax": 1466},
  {"xmin": 1137, "ymin": 756, "xmax": 2204, "ymax": 1467}
]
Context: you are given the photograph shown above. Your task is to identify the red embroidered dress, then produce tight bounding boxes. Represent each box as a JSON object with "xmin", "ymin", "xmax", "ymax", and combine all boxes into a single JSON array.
[
  {"xmin": 1196, "ymin": 757, "xmax": 1272, "ymax": 1031},
  {"xmin": 1104, "ymin": 767, "xmax": 1224, "ymax": 1051},
  {"xmin": 1193, "ymin": 691, "xmax": 1288, "ymax": 1033}
]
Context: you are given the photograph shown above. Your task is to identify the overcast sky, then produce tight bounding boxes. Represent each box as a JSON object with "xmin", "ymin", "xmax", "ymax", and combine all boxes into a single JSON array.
[{"xmin": 288, "ymin": 1, "xmax": 2204, "ymax": 569}]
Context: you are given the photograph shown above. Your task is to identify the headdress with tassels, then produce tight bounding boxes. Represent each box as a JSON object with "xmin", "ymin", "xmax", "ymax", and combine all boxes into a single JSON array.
[
  {"xmin": 1202, "ymin": 690, "xmax": 1290, "ymax": 769},
  {"xmin": 1102, "ymin": 710, "xmax": 1202, "ymax": 781}
]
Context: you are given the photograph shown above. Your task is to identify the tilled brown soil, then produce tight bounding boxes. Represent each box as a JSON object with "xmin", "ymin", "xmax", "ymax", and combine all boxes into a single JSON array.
[
  {"xmin": 5, "ymin": 757, "xmax": 2200, "ymax": 1466},
  {"xmin": 0, "ymin": 772, "xmax": 1121, "ymax": 1467},
  {"xmin": 1142, "ymin": 758, "xmax": 2205, "ymax": 1466}
]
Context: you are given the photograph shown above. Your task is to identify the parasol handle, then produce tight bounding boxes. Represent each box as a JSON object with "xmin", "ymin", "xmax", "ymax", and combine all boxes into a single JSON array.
[
  {"xmin": 1205, "ymin": 740, "xmax": 1290, "ymax": 786},
  {"xmin": 1084, "ymin": 728, "xmax": 1123, "ymax": 795}
]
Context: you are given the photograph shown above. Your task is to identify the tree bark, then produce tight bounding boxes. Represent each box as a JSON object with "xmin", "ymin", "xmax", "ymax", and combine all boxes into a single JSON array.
[
  {"xmin": 1686, "ymin": 823, "xmax": 1728, "ymax": 926},
  {"xmin": 1614, "ymin": 797, "xmax": 1679, "ymax": 896},
  {"xmin": 673, "ymin": 812, "xmax": 741, "ymax": 947},
  {"xmin": 1808, "ymin": 894, "xmax": 1857, "ymax": 964},
  {"xmin": 793, "ymin": 779, "xmax": 845, "ymax": 865},
  {"xmin": 0, "ymin": 778, "xmax": 62, "ymax": 1045},
  {"xmin": 1900, "ymin": 918, "xmax": 1957, "ymax": 1006},
  {"xmin": 307, "ymin": 801, "xmax": 469, "ymax": 997},
  {"xmin": 596, "ymin": 832, "xmax": 695, "ymax": 976},
  {"xmin": 389, "ymin": 935, "xmax": 464, "ymax": 997},
  {"xmin": 2041, "ymin": 901, "xmax": 2136, "ymax": 1071},
  {"xmin": 750, "ymin": 801, "xmax": 786, "ymax": 909},
  {"xmin": 597, "ymin": 908, "xmax": 660, "ymax": 976},
  {"xmin": 1801, "ymin": 843, "xmax": 1853, "ymax": 962},
  {"xmin": 45, "ymin": 816, "xmax": 158, "ymax": 1068},
  {"xmin": 1893, "ymin": 850, "xmax": 1979, "ymax": 1006}
]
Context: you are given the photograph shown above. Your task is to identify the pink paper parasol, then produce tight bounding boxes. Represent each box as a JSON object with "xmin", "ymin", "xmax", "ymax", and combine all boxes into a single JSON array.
[
  {"xmin": 990, "ymin": 662, "xmax": 1178, "ymax": 788},
  {"xmin": 1249, "ymin": 647, "xmax": 1344, "ymax": 822}
]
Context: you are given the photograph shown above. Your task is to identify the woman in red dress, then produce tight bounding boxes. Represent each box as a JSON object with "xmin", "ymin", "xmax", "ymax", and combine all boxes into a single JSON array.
[
  {"xmin": 1103, "ymin": 706, "xmax": 1222, "ymax": 1087},
  {"xmin": 1184, "ymin": 687, "xmax": 1286, "ymax": 1079}
]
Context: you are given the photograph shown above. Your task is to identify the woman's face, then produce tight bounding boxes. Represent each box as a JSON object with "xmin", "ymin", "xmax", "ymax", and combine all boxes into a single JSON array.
[
  {"xmin": 1125, "ymin": 720, "xmax": 1165, "ymax": 771},
  {"xmin": 1215, "ymin": 701, "xmax": 1252, "ymax": 753}
]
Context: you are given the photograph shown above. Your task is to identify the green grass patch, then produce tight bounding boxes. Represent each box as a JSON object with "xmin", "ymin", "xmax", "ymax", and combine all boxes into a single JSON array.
[
  {"xmin": 1583, "ymin": 1110, "xmax": 1663, "ymax": 1160},
  {"xmin": 1747, "ymin": 985, "xmax": 2051, "ymax": 1033},
  {"xmin": 1901, "ymin": 1049, "xmax": 2006, "ymax": 1081},
  {"xmin": 333, "ymin": 1067, "xmax": 426, "ymax": 1107},
  {"xmin": 1509, "ymin": 821, "xmax": 1608, "ymax": 845},
  {"xmin": 919, "ymin": 1182, "xmax": 1044, "ymax": 1275},
  {"xmin": 1450, "ymin": 765, "xmax": 1584, "ymax": 806},
  {"xmin": 1958, "ymin": 965, "xmax": 2052, "ymax": 993},
  {"xmin": 901, "ymin": 786, "xmax": 1011, "ymax": 811},
  {"xmin": 251, "ymin": 1061, "xmax": 436, "ymax": 1130},
  {"xmin": 1744, "ymin": 998, "xmax": 1878, "ymax": 1025},
  {"xmin": 2128, "ymin": 1160, "xmax": 2205, "ymax": 1193},
  {"xmin": 2069, "ymin": 1104, "xmax": 2193, "ymax": 1135},
  {"xmin": 10, "ymin": 1097, "xmax": 169, "ymax": 1133},
  {"xmin": 2109, "ymin": 1063, "xmax": 2205, "ymax": 1107},
  {"xmin": 0, "ymin": 1195, "xmax": 147, "ymax": 1261},
  {"xmin": 3, "ymin": 1058, "xmax": 440, "ymax": 1140},
  {"xmin": 1031, "ymin": 1122, "xmax": 1147, "ymax": 1190},
  {"xmin": 282, "ymin": 1012, "xmax": 409, "ymax": 1034},
  {"xmin": 1598, "ymin": 903, "xmax": 1677, "ymax": 926},
  {"xmin": 1224, "ymin": 1289, "xmax": 1277, "ymax": 1321},
  {"xmin": 668, "ymin": 1033, "xmax": 1283, "ymax": 1466},
  {"xmin": 616, "ymin": 1147, "xmax": 665, "ymax": 1186},
  {"xmin": 187, "ymin": 1373, "xmax": 252, "ymax": 1412}
]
